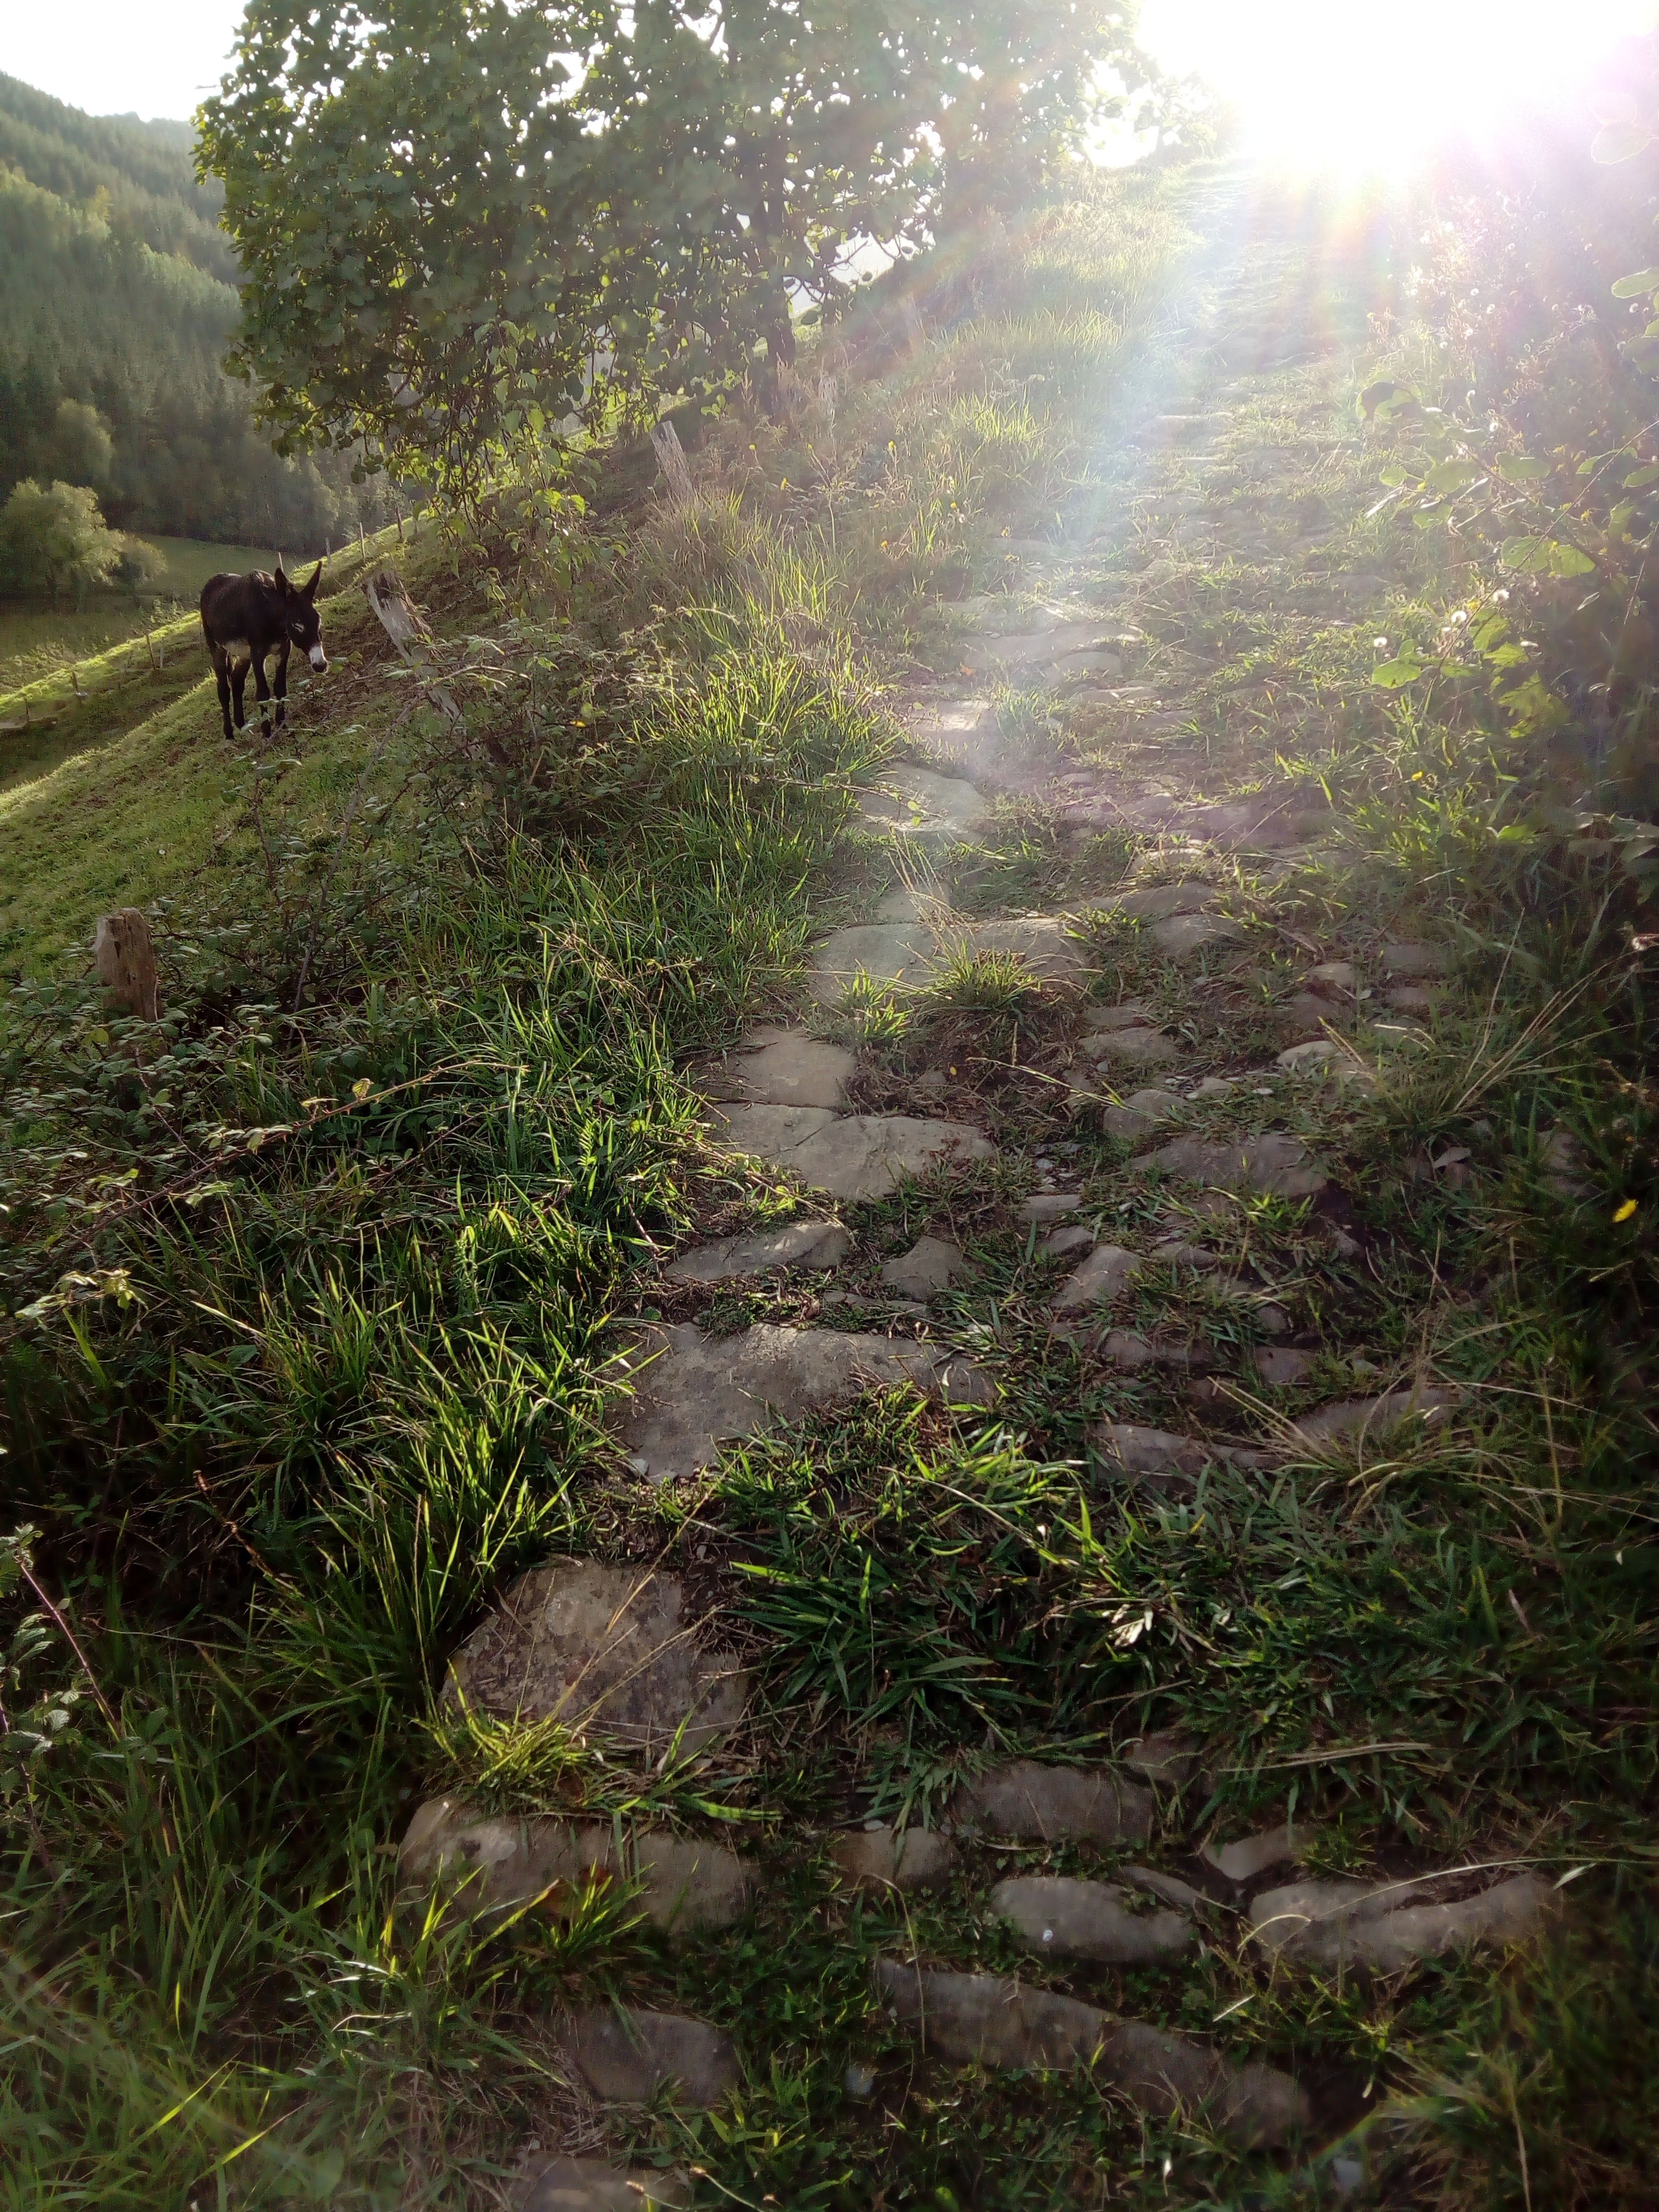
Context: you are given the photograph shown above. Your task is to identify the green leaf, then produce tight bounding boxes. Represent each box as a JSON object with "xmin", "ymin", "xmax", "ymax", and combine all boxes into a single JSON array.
[
  {"xmin": 1593, "ymin": 120, "xmax": 1652, "ymax": 163},
  {"xmin": 1372, "ymin": 656, "xmax": 1432, "ymax": 688},
  {"xmin": 1425, "ymin": 458, "xmax": 1482, "ymax": 495},
  {"xmin": 1623, "ymin": 464, "xmax": 1659, "ymax": 488},
  {"xmin": 1624, "ymin": 333, "xmax": 1659, "ymax": 376},
  {"xmin": 1501, "ymin": 535, "xmax": 1597, "ymax": 577},
  {"xmin": 1612, "ymin": 267, "xmax": 1659, "ymax": 298},
  {"xmin": 1496, "ymin": 456, "xmax": 1552, "ymax": 481},
  {"xmin": 1378, "ymin": 464, "xmax": 1409, "ymax": 487}
]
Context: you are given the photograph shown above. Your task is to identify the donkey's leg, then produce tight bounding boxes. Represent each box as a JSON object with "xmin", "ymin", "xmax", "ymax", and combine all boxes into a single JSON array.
[
  {"xmin": 213, "ymin": 652, "xmax": 234, "ymax": 741},
  {"xmin": 252, "ymin": 651, "xmax": 274, "ymax": 738},
  {"xmin": 272, "ymin": 641, "xmax": 290, "ymax": 730},
  {"xmin": 231, "ymin": 661, "xmax": 250, "ymax": 732}
]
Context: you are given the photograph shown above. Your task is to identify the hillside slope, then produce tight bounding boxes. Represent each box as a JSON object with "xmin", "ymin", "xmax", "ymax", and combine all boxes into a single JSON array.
[
  {"xmin": 0, "ymin": 72, "xmax": 391, "ymax": 546},
  {"xmin": 2, "ymin": 163, "xmax": 1654, "ymax": 2212}
]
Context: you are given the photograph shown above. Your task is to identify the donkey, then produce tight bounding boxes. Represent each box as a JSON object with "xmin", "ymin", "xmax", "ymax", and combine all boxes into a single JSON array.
[{"xmin": 199, "ymin": 561, "xmax": 328, "ymax": 741}]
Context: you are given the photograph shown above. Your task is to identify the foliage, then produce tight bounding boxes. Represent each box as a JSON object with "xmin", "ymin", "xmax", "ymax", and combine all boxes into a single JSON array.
[
  {"xmin": 0, "ymin": 479, "xmax": 129, "ymax": 601},
  {"xmin": 199, "ymin": 0, "xmax": 1148, "ymax": 501},
  {"xmin": 1359, "ymin": 37, "xmax": 1659, "ymax": 822},
  {"xmin": 0, "ymin": 80, "xmax": 395, "ymax": 551}
]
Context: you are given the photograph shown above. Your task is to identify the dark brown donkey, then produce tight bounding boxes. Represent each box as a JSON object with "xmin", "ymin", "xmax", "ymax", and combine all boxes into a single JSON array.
[{"xmin": 199, "ymin": 561, "xmax": 328, "ymax": 741}]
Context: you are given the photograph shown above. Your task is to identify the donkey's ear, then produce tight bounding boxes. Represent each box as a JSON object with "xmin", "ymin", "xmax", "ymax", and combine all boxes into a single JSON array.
[
  {"xmin": 303, "ymin": 559, "xmax": 324, "ymax": 601},
  {"xmin": 273, "ymin": 564, "xmax": 291, "ymax": 596}
]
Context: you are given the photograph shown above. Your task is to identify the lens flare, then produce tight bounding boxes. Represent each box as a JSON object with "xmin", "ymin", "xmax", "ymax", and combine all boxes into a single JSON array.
[{"xmin": 1141, "ymin": 0, "xmax": 1659, "ymax": 177}]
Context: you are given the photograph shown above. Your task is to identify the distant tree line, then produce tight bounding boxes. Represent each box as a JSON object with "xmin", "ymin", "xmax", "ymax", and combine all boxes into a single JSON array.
[{"xmin": 0, "ymin": 72, "xmax": 396, "ymax": 572}]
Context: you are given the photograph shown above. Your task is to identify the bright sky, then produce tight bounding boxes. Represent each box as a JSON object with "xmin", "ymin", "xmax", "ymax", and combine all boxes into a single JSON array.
[
  {"xmin": 0, "ymin": 1, "xmax": 244, "ymax": 122},
  {"xmin": 1138, "ymin": 0, "xmax": 1659, "ymax": 173},
  {"xmin": 2, "ymin": 0, "xmax": 1657, "ymax": 164}
]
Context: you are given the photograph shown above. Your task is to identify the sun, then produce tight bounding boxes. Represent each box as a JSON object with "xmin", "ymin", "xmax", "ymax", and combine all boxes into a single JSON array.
[{"xmin": 1138, "ymin": 0, "xmax": 1659, "ymax": 179}]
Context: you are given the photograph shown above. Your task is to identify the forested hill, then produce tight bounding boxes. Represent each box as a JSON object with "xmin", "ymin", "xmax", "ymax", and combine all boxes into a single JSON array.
[{"xmin": 0, "ymin": 74, "xmax": 391, "ymax": 553}]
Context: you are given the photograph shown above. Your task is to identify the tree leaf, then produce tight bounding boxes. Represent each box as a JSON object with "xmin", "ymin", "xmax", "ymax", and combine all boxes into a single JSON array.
[
  {"xmin": 1501, "ymin": 535, "xmax": 1597, "ymax": 577},
  {"xmin": 1496, "ymin": 456, "xmax": 1552, "ymax": 481},
  {"xmin": 1612, "ymin": 267, "xmax": 1659, "ymax": 298},
  {"xmin": 1623, "ymin": 464, "xmax": 1659, "ymax": 488}
]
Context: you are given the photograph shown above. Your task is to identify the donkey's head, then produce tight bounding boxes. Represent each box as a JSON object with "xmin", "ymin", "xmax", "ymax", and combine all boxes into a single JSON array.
[{"xmin": 276, "ymin": 561, "xmax": 328, "ymax": 671}]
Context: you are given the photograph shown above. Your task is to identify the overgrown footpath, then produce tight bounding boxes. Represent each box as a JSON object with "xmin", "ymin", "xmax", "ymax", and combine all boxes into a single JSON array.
[{"xmin": 3, "ymin": 156, "xmax": 1657, "ymax": 2211}]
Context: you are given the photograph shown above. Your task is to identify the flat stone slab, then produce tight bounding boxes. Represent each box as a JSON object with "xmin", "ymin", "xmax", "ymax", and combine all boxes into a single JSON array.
[
  {"xmin": 1052, "ymin": 1244, "xmax": 1139, "ymax": 1311},
  {"xmin": 564, "ymin": 2006, "xmax": 738, "ymax": 2108},
  {"xmin": 1289, "ymin": 1384, "xmax": 1456, "ymax": 1448},
  {"xmin": 666, "ymin": 1219, "xmax": 849, "ymax": 1284},
  {"xmin": 949, "ymin": 915, "xmax": 1088, "ymax": 981},
  {"xmin": 960, "ymin": 619, "xmax": 1103, "ymax": 669},
  {"xmin": 872, "ymin": 1962, "xmax": 1308, "ymax": 2147},
  {"xmin": 1150, "ymin": 912, "xmax": 1245, "ymax": 959},
  {"xmin": 520, "ymin": 2157, "xmax": 685, "ymax": 2212},
  {"xmin": 447, "ymin": 1561, "xmax": 748, "ymax": 1753},
  {"xmin": 1381, "ymin": 940, "xmax": 1449, "ymax": 977},
  {"xmin": 1122, "ymin": 1864, "xmax": 1208, "ymax": 1912},
  {"xmin": 1090, "ymin": 1421, "xmax": 1263, "ymax": 1486},
  {"xmin": 707, "ymin": 1103, "xmax": 994, "ymax": 1201},
  {"xmin": 991, "ymin": 1876, "xmax": 1194, "ymax": 1964},
  {"xmin": 1203, "ymin": 1822, "xmax": 1310, "ymax": 1886},
  {"xmin": 829, "ymin": 1825, "xmax": 960, "ymax": 1892},
  {"xmin": 615, "ymin": 1322, "xmax": 996, "ymax": 1480},
  {"xmin": 1142, "ymin": 1132, "xmax": 1328, "ymax": 1199},
  {"xmin": 951, "ymin": 1759, "xmax": 1153, "ymax": 1845},
  {"xmin": 879, "ymin": 1234, "xmax": 971, "ymax": 1298},
  {"xmin": 1040, "ymin": 1222, "xmax": 1095, "ymax": 1259},
  {"xmin": 400, "ymin": 1798, "xmax": 752, "ymax": 1931},
  {"xmin": 1101, "ymin": 1087, "xmax": 1185, "ymax": 1140},
  {"xmin": 1255, "ymin": 1346, "xmax": 1317, "ymax": 1386},
  {"xmin": 859, "ymin": 763, "xmax": 991, "ymax": 845},
  {"xmin": 1250, "ymin": 1872, "xmax": 1553, "ymax": 1973},
  {"xmin": 703, "ymin": 1029, "xmax": 856, "ymax": 1110},
  {"xmin": 1018, "ymin": 1192, "xmax": 1083, "ymax": 1222},
  {"xmin": 1123, "ymin": 1728, "xmax": 1200, "ymax": 1786},
  {"xmin": 1081, "ymin": 1027, "xmax": 1184, "ymax": 1070},
  {"xmin": 809, "ymin": 922, "xmax": 938, "ymax": 1002}
]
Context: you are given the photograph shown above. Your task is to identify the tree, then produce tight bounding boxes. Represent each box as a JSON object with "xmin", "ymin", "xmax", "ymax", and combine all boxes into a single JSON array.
[
  {"xmin": 41, "ymin": 398, "xmax": 113, "ymax": 488},
  {"xmin": 199, "ymin": 0, "xmax": 1146, "ymax": 503},
  {"xmin": 0, "ymin": 479, "xmax": 125, "ymax": 601}
]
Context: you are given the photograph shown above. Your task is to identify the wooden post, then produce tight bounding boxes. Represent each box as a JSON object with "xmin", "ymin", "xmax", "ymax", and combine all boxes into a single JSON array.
[
  {"xmin": 396, "ymin": 509, "xmax": 405, "ymax": 543},
  {"xmin": 72, "ymin": 668, "xmax": 85, "ymax": 701}
]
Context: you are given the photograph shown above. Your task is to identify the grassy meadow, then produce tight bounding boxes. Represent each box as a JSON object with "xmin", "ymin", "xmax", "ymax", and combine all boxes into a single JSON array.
[{"xmin": 2, "ymin": 152, "xmax": 1656, "ymax": 2212}]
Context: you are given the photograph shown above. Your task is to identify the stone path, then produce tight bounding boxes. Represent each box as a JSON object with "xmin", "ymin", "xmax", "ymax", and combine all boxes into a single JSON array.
[{"xmin": 407, "ymin": 177, "xmax": 1576, "ymax": 2204}]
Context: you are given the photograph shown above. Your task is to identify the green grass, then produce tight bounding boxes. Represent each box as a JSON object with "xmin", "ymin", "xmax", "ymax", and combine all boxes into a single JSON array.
[
  {"xmin": 0, "ymin": 539, "xmax": 284, "ymax": 694},
  {"xmin": 5, "ymin": 157, "xmax": 1655, "ymax": 2212}
]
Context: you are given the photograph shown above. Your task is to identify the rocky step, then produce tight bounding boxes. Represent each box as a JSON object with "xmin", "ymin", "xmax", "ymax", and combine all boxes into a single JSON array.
[
  {"xmin": 707, "ymin": 1100, "xmax": 994, "ymax": 1202},
  {"xmin": 950, "ymin": 1759, "xmax": 1154, "ymax": 1845},
  {"xmin": 447, "ymin": 1560, "xmax": 748, "ymax": 1751},
  {"xmin": 857, "ymin": 761, "xmax": 992, "ymax": 847},
  {"xmin": 520, "ymin": 2157, "xmax": 685, "ymax": 2211},
  {"xmin": 400, "ymin": 1799, "xmax": 753, "ymax": 1930},
  {"xmin": 872, "ymin": 1959, "xmax": 1308, "ymax": 2149},
  {"xmin": 563, "ymin": 2005, "xmax": 739, "ymax": 2108},
  {"xmin": 806, "ymin": 912, "xmax": 1091, "ymax": 1004},
  {"xmin": 615, "ymin": 1321, "xmax": 996, "ymax": 1481},
  {"xmin": 991, "ymin": 1874, "xmax": 1194, "ymax": 1965},
  {"xmin": 830, "ymin": 1824, "xmax": 960, "ymax": 1892},
  {"xmin": 1248, "ymin": 1871, "xmax": 1556, "ymax": 1973}
]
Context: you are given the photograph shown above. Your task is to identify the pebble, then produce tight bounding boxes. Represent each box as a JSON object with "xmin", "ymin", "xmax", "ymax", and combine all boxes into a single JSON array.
[
  {"xmin": 1018, "ymin": 1192, "xmax": 1083, "ymax": 1222},
  {"xmin": 990, "ymin": 1875, "xmax": 1194, "ymax": 1963},
  {"xmin": 1052, "ymin": 1243, "xmax": 1141, "ymax": 1311},
  {"xmin": 1123, "ymin": 1729, "xmax": 1200, "ymax": 1786},
  {"xmin": 1150, "ymin": 912, "xmax": 1244, "ymax": 959},
  {"xmin": 1040, "ymin": 1222, "xmax": 1096, "ymax": 1258},
  {"xmin": 1254, "ymin": 1345, "xmax": 1317, "ymax": 1386},
  {"xmin": 1381, "ymin": 940, "xmax": 1449, "ymax": 977},
  {"xmin": 1202, "ymin": 1822, "xmax": 1309, "ymax": 1885},
  {"xmin": 878, "ymin": 1234, "xmax": 971, "ymax": 1298},
  {"xmin": 1304, "ymin": 960, "xmax": 1358, "ymax": 994},
  {"xmin": 1082, "ymin": 1027, "xmax": 1185, "ymax": 1069}
]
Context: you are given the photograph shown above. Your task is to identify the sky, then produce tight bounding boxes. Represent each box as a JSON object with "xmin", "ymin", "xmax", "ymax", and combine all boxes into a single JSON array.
[{"xmin": 2, "ymin": 0, "xmax": 1657, "ymax": 153}]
